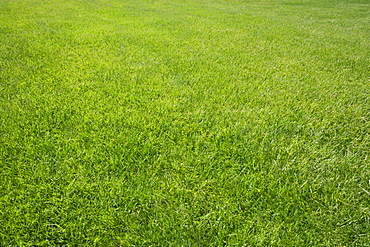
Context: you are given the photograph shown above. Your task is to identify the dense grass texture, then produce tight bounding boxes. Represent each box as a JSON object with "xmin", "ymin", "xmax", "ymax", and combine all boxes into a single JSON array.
[{"xmin": 1, "ymin": 0, "xmax": 369, "ymax": 245}]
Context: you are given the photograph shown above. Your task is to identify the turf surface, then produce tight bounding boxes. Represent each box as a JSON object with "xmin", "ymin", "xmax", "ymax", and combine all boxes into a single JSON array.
[{"xmin": 1, "ymin": 0, "xmax": 369, "ymax": 245}]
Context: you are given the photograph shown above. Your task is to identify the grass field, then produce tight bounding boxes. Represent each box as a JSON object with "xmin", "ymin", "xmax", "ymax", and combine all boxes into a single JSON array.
[{"xmin": 1, "ymin": 0, "xmax": 369, "ymax": 245}]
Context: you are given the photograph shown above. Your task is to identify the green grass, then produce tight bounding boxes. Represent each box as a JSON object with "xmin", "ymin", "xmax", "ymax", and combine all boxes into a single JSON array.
[{"xmin": 1, "ymin": 0, "xmax": 369, "ymax": 245}]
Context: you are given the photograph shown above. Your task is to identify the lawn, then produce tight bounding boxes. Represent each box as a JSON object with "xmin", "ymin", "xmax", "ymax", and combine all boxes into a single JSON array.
[{"xmin": 0, "ymin": 0, "xmax": 369, "ymax": 245}]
